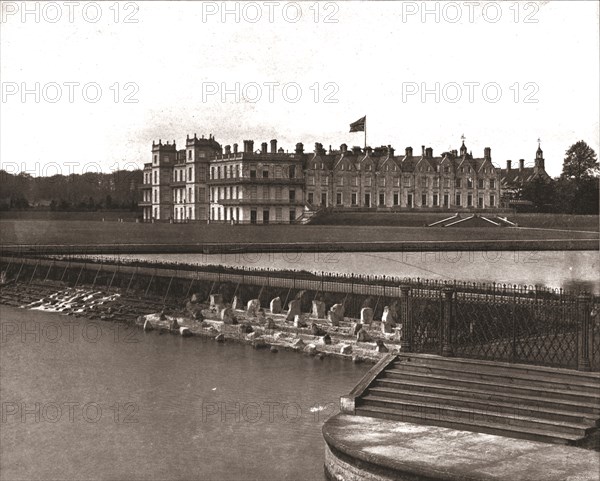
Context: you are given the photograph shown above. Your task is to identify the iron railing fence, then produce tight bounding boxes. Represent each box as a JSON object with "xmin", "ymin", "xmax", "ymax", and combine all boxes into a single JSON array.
[
  {"xmin": 452, "ymin": 293, "xmax": 580, "ymax": 368},
  {"xmin": 15, "ymin": 254, "xmax": 595, "ymax": 302}
]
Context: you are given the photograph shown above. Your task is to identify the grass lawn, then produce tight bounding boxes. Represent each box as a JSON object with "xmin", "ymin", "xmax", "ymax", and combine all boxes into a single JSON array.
[
  {"xmin": 309, "ymin": 212, "xmax": 599, "ymax": 232},
  {"xmin": 0, "ymin": 220, "xmax": 597, "ymax": 254}
]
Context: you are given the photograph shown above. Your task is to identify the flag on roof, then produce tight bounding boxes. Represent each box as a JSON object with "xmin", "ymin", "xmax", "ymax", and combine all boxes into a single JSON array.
[{"xmin": 349, "ymin": 116, "xmax": 366, "ymax": 132}]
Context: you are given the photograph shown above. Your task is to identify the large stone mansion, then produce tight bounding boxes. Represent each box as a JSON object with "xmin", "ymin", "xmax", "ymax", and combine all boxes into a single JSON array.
[{"xmin": 139, "ymin": 134, "xmax": 550, "ymax": 223}]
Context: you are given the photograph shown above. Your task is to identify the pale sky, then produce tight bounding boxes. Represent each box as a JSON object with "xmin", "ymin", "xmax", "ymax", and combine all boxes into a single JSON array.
[{"xmin": 1, "ymin": 0, "xmax": 599, "ymax": 178}]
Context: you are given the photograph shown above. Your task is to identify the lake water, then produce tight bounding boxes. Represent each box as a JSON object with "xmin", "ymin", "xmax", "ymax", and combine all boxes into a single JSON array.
[
  {"xmin": 96, "ymin": 250, "xmax": 600, "ymax": 295},
  {"xmin": 0, "ymin": 307, "xmax": 368, "ymax": 481}
]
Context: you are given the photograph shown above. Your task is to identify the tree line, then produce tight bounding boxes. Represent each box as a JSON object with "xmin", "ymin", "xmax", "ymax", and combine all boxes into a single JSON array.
[
  {"xmin": 0, "ymin": 170, "xmax": 142, "ymax": 211},
  {"xmin": 519, "ymin": 141, "xmax": 599, "ymax": 215}
]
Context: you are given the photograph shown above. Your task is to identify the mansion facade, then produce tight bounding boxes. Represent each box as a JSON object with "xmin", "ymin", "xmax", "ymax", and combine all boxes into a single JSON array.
[{"xmin": 139, "ymin": 133, "xmax": 549, "ymax": 223}]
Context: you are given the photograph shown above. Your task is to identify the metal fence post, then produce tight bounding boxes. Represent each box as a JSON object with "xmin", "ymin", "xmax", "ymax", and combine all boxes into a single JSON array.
[
  {"xmin": 442, "ymin": 287, "xmax": 455, "ymax": 357},
  {"xmin": 28, "ymin": 260, "xmax": 40, "ymax": 284},
  {"xmin": 400, "ymin": 285, "xmax": 412, "ymax": 352},
  {"xmin": 577, "ymin": 293, "xmax": 592, "ymax": 372}
]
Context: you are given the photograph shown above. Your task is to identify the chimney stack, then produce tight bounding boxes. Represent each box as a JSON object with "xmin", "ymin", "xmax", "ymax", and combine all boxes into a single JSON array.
[
  {"xmin": 507, "ymin": 160, "xmax": 512, "ymax": 170},
  {"xmin": 233, "ymin": 143, "xmax": 238, "ymax": 154},
  {"xmin": 388, "ymin": 145, "xmax": 395, "ymax": 157},
  {"xmin": 405, "ymin": 146, "xmax": 413, "ymax": 157},
  {"xmin": 225, "ymin": 145, "xmax": 231, "ymax": 155},
  {"xmin": 340, "ymin": 143, "xmax": 348, "ymax": 153},
  {"xmin": 261, "ymin": 142, "xmax": 268, "ymax": 154},
  {"xmin": 519, "ymin": 159, "xmax": 524, "ymax": 171},
  {"xmin": 425, "ymin": 147, "xmax": 433, "ymax": 158},
  {"xmin": 295, "ymin": 142, "xmax": 304, "ymax": 154},
  {"xmin": 484, "ymin": 147, "xmax": 491, "ymax": 160},
  {"xmin": 270, "ymin": 139, "xmax": 277, "ymax": 154},
  {"xmin": 421, "ymin": 145, "xmax": 426, "ymax": 157}
]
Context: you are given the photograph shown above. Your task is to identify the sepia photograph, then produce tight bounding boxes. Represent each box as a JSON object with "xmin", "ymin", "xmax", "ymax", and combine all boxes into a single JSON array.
[{"xmin": 1, "ymin": 1, "xmax": 599, "ymax": 480}]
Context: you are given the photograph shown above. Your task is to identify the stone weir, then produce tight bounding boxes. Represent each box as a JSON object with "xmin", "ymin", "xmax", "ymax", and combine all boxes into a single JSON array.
[
  {"xmin": 322, "ymin": 353, "xmax": 600, "ymax": 480},
  {"xmin": 0, "ymin": 257, "xmax": 407, "ymax": 364},
  {"xmin": 0, "ymin": 256, "xmax": 426, "ymax": 322}
]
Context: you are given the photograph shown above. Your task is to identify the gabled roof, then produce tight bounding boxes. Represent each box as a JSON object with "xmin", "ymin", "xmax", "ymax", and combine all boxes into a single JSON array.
[
  {"xmin": 378, "ymin": 155, "xmax": 402, "ymax": 172},
  {"xmin": 399, "ymin": 155, "xmax": 418, "ymax": 172},
  {"xmin": 333, "ymin": 153, "xmax": 359, "ymax": 172},
  {"xmin": 306, "ymin": 152, "xmax": 336, "ymax": 171},
  {"xmin": 499, "ymin": 167, "xmax": 550, "ymax": 186},
  {"xmin": 414, "ymin": 156, "xmax": 444, "ymax": 173}
]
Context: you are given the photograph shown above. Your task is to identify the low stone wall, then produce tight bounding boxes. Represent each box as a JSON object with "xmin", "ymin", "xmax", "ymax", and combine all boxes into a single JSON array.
[
  {"xmin": 323, "ymin": 414, "xmax": 600, "ymax": 481},
  {"xmin": 324, "ymin": 443, "xmax": 410, "ymax": 481}
]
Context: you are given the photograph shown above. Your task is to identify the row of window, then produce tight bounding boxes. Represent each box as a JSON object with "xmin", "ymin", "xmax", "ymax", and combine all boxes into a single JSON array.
[
  {"xmin": 308, "ymin": 175, "xmax": 497, "ymax": 189},
  {"xmin": 148, "ymin": 187, "xmax": 207, "ymax": 204},
  {"xmin": 148, "ymin": 169, "xmax": 496, "ymax": 190},
  {"xmin": 173, "ymin": 206, "xmax": 194, "ymax": 220},
  {"xmin": 152, "ymin": 151, "xmax": 207, "ymax": 165},
  {"xmin": 210, "ymin": 186, "xmax": 298, "ymax": 202},
  {"xmin": 307, "ymin": 191, "xmax": 496, "ymax": 208},
  {"xmin": 173, "ymin": 187, "xmax": 192, "ymax": 204},
  {"xmin": 209, "ymin": 207, "xmax": 297, "ymax": 223},
  {"xmin": 311, "ymin": 162, "xmax": 492, "ymax": 175},
  {"xmin": 145, "ymin": 167, "xmax": 208, "ymax": 185},
  {"xmin": 211, "ymin": 186, "xmax": 240, "ymax": 202},
  {"xmin": 210, "ymin": 164, "xmax": 297, "ymax": 180}
]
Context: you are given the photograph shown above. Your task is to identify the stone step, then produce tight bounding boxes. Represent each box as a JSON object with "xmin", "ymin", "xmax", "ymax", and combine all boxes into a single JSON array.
[
  {"xmin": 391, "ymin": 359, "xmax": 600, "ymax": 394},
  {"xmin": 382, "ymin": 369, "xmax": 599, "ymax": 404},
  {"xmin": 354, "ymin": 405, "xmax": 585, "ymax": 445},
  {"xmin": 366, "ymin": 386, "xmax": 598, "ymax": 425},
  {"xmin": 358, "ymin": 396, "xmax": 592, "ymax": 436},
  {"xmin": 395, "ymin": 354, "xmax": 600, "ymax": 386},
  {"xmin": 374, "ymin": 378, "xmax": 600, "ymax": 416}
]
